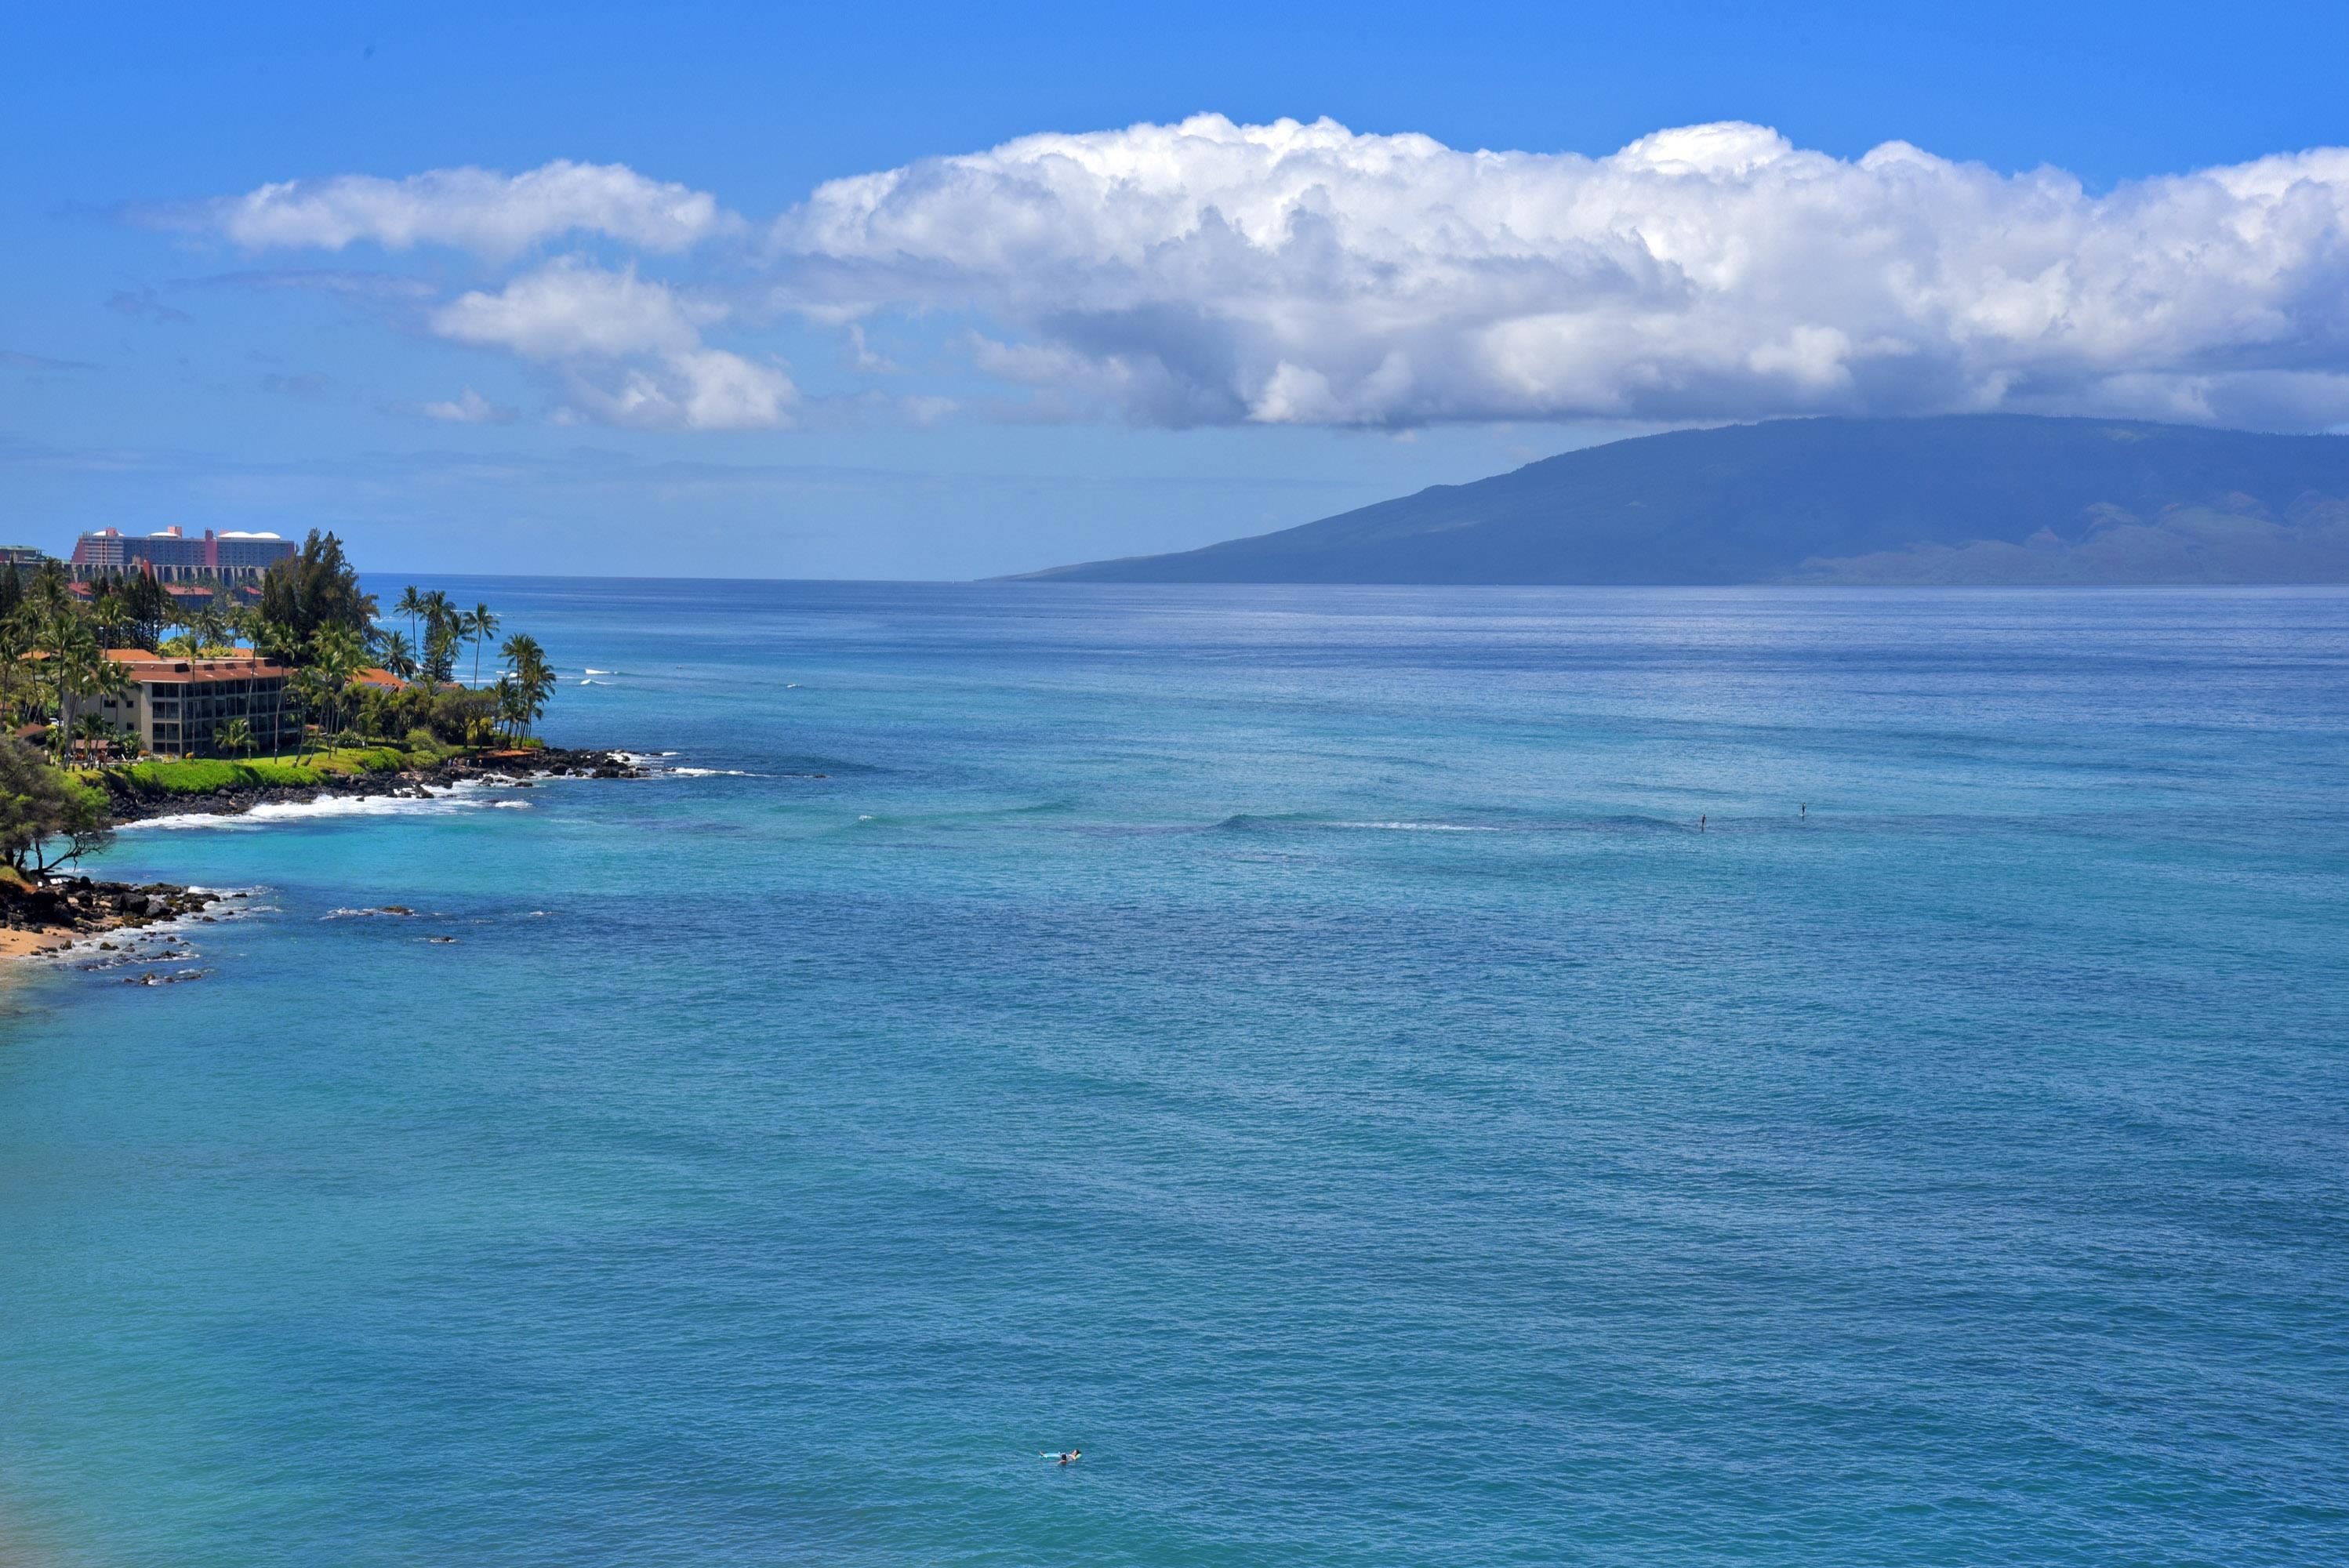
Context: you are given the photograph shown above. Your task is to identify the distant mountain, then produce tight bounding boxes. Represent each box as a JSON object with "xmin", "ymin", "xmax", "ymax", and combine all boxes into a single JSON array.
[{"xmin": 1018, "ymin": 416, "xmax": 2349, "ymax": 585}]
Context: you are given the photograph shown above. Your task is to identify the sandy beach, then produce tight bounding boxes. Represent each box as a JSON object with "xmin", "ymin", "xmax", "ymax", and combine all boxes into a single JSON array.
[{"xmin": 0, "ymin": 925, "xmax": 74, "ymax": 961}]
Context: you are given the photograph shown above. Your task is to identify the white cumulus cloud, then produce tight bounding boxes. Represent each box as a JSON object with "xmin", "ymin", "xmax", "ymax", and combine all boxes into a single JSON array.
[
  {"xmin": 431, "ymin": 260, "xmax": 793, "ymax": 430},
  {"xmin": 179, "ymin": 120, "xmax": 2349, "ymax": 433},
  {"xmin": 768, "ymin": 114, "xmax": 2349, "ymax": 429},
  {"xmin": 197, "ymin": 160, "xmax": 734, "ymax": 256}
]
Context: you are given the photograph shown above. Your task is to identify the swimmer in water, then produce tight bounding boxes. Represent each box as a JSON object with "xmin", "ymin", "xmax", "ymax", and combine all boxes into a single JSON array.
[{"xmin": 1042, "ymin": 1448, "xmax": 1081, "ymax": 1465}]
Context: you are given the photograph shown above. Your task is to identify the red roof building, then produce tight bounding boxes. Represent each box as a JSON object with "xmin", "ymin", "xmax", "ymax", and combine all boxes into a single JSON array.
[{"xmin": 67, "ymin": 651, "xmax": 296, "ymax": 757}]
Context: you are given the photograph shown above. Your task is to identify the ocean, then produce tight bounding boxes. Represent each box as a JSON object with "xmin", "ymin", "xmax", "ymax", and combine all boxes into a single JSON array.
[{"xmin": 2, "ymin": 582, "xmax": 2345, "ymax": 1566}]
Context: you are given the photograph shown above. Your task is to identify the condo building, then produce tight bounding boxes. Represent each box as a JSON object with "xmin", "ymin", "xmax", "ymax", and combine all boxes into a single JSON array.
[{"xmin": 64, "ymin": 651, "xmax": 296, "ymax": 757}]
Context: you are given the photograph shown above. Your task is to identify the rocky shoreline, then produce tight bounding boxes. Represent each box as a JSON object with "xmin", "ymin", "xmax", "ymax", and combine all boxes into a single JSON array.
[
  {"xmin": 0, "ymin": 877, "xmax": 234, "ymax": 960},
  {"xmin": 2, "ymin": 746, "xmax": 648, "ymax": 964},
  {"xmin": 96, "ymin": 744, "xmax": 648, "ymax": 825}
]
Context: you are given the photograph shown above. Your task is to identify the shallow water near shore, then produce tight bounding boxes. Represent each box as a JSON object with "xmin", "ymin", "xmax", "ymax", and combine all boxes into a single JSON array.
[{"xmin": 3, "ymin": 582, "xmax": 2347, "ymax": 1566}]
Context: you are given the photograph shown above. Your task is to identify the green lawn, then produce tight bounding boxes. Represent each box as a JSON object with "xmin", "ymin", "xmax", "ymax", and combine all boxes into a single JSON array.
[{"xmin": 103, "ymin": 741, "xmax": 459, "ymax": 796}]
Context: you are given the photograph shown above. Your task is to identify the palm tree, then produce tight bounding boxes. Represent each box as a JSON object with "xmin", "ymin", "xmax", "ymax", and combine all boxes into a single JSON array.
[
  {"xmin": 287, "ymin": 667, "xmax": 329, "ymax": 759},
  {"xmin": 53, "ymin": 632, "xmax": 132, "ymax": 766},
  {"xmin": 42, "ymin": 610, "xmax": 99, "ymax": 762},
  {"xmin": 378, "ymin": 630, "xmax": 418, "ymax": 681},
  {"xmin": 422, "ymin": 590, "xmax": 456, "ymax": 649},
  {"xmin": 216, "ymin": 716, "xmax": 255, "ymax": 761},
  {"xmin": 494, "ymin": 675, "xmax": 527, "ymax": 742},
  {"xmin": 310, "ymin": 625, "xmax": 369, "ymax": 745},
  {"xmin": 498, "ymin": 633, "xmax": 556, "ymax": 739},
  {"xmin": 421, "ymin": 621, "xmax": 458, "ymax": 686},
  {"xmin": 465, "ymin": 603, "xmax": 499, "ymax": 687},
  {"xmin": 90, "ymin": 590, "xmax": 134, "ymax": 650},
  {"xmin": 0, "ymin": 618, "xmax": 31, "ymax": 728},
  {"xmin": 71, "ymin": 711, "xmax": 114, "ymax": 766},
  {"xmin": 26, "ymin": 560, "xmax": 71, "ymax": 622},
  {"xmin": 395, "ymin": 585, "xmax": 424, "ymax": 649},
  {"xmin": 247, "ymin": 616, "xmax": 301, "ymax": 669}
]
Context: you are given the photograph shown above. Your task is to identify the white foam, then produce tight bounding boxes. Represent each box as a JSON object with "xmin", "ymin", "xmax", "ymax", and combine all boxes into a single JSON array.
[
  {"xmin": 122, "ymin": 782, "xmax": 495, "ymax": 832},
  {"xmin": 1331, "ymin": 821, "xmax": 1500, "ymax": 833},
  {"xmin": 38, "ymin": 886, "xmax": 267, "ymax": 964},
  {"xmin": 583, "ymin": 668, "xmax": 621, "ymax": 675},
  {"xmin": 491, "ymin": 800, "xmax": 533, "ymax": 809},
  {"xmin": 664, "ymin": 767, "xmax": 754, "ymax": 778}
]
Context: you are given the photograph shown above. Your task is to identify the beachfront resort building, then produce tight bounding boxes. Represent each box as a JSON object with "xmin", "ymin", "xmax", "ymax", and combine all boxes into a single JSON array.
[
  {"xmin": 69, "ymin": 527, "xmax": 296, "ymax": 584},
  {"xmin": 63, "ymin": 650, "xmax": 296, "ymax": 757}
]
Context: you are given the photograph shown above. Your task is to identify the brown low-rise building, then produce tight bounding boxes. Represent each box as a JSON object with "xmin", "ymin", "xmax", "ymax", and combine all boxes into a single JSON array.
[{"xmin": 67, "ymin": 650, "xmax": 296, "ymax": 757}]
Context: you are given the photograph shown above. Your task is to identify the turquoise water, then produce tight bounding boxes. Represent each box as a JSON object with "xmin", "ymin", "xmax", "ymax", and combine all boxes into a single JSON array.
[{"xmin": 3, "ymin": 583, "xmax": 2347, "ymax": 1566}]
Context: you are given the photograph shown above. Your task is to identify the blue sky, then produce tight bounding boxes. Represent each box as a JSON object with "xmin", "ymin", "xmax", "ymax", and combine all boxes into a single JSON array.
[{"xmin": 8, "ymin": 1, "xmax": 2349, "ymax": 579}]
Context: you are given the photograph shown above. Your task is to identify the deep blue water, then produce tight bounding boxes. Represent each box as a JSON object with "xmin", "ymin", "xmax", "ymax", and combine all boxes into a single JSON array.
[{"xmin": 3, "ymin": 583, "xmax": 2347, "ymax": 1566}]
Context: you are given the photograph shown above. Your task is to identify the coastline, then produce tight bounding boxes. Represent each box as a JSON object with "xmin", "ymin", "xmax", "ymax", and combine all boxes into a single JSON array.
[
  {"xmin": 95, "ymin": 744, "xmax": 648, "ymax": 825},
  {"xmin": 0, "ymin": 877, "xmax": 232, "ymax": 964},
  {"xmin": 3, "ymin": 746, "xmax": 648, "ymax": 965}
]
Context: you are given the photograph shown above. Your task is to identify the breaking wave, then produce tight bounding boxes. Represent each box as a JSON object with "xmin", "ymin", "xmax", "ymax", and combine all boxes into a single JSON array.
[
  {"xmin": 1214, "ymin": 812, "xmax": 1500, "ymax": 834},
  {"xmin": 121, "ymin": 782, "xmax": 504, "ymax": 832}
]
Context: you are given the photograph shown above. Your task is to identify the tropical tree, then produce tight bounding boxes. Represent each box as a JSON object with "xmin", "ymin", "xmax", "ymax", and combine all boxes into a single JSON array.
[
  {"xmin": 257, "ymin": 531, "xmax": 376, "ymax": 645},
  {"xmin": 191, "ymin": 599, "xmax": 234, "ymax": 654},
  {"xmin": 378, "ymin": 630, "xmax": 418, "ymax": 681},
  {"xmin": 0, "ymin": 617, "xmax": 31, "ymax": 728},
  {"xmin": 494, "ymin": 675, "xmax": 527, "ymax": 742},
  {"xmin": 395, "ymin": 584, "xmax": 425, "ymax": 649},
  {"xmin": 286, "ymin": 667, "xmax": 329, "ymax": 759},
  {"xmin": 56, "ymin": 643, "xmax": 133, "ymax": 765},
  {"xmin": 216, "ymin": 716, "xmax": 255, "ymax": 760},
  {"xmin": 464, "ymin": 603, "xmax": 499, "ymax": 687},
  {"xmin": 310, "ymin": 625, "xmax": 369, "ymax": 742},
  {"xmin": 246, "ymin": 615, "xmax": 303, "ymax": 669},
  {"xmin": 70, "ymin": 711, "xmax": 116, "ymax": 765},
  {"xmin": 26, "ymin": 559, "xmax": 72, "ymax": 622},
  {"xmin": 89, "ymin": 588, "xmax": 136, "ymax": 650},
  {"xmin": 38, "ymin": 610, "xmax": 99, "ymax": 761},
  {"xmin": 417, "ymin": 619, "xmax": 455, "ymax": 686},
  {"xmin": 0, "ymin": 738, "xmax": 110, "ymax": 879},
  {"xmin": 498, "ymin": 633, "xmax": 555, "ymax": 739},
  {"xmin": 125, "ymin": 571, "xmax": 176, "ymax": 649}
]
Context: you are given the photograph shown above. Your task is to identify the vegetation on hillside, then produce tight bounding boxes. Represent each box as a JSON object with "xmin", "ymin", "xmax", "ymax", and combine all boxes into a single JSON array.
[{"xmin": 1, "ymin": 532, "xmax": 561, "ymax": 768}]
